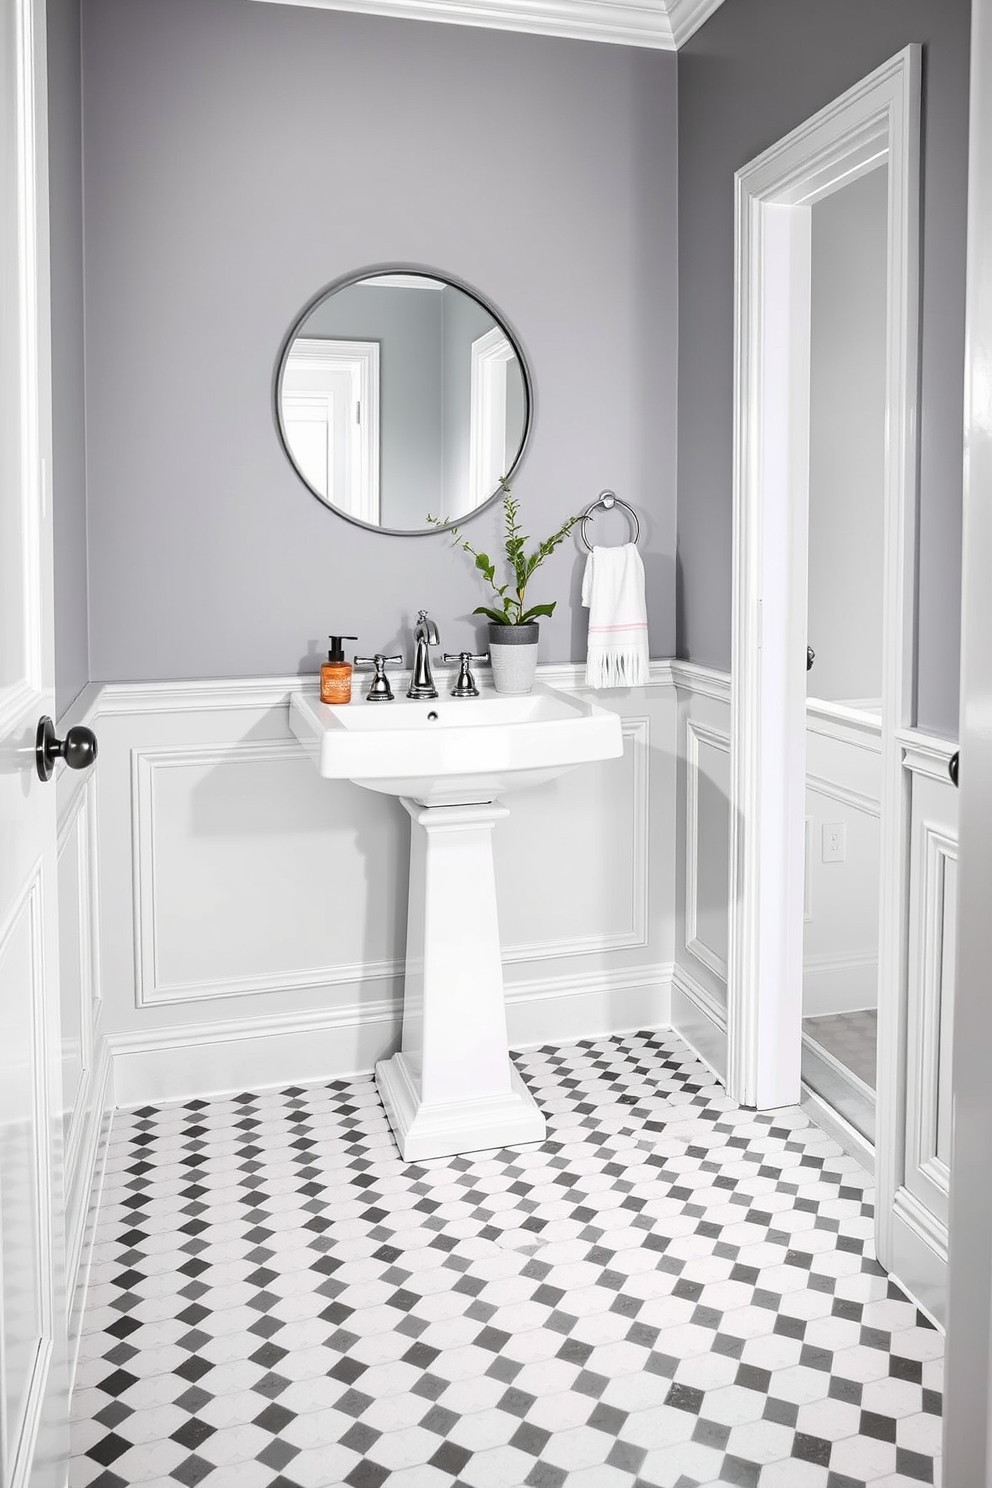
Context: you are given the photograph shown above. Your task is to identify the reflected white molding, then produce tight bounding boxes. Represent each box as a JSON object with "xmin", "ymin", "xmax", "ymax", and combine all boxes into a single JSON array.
[{"xmin": 248, "ymin": 0, "xmax": 726, "ymax": 51}]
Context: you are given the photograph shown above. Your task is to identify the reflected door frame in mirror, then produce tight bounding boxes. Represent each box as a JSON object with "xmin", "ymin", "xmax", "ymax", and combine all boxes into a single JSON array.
[{"xmin": 274, "ymin": 265, "xmax": 534, "ymax": 536}]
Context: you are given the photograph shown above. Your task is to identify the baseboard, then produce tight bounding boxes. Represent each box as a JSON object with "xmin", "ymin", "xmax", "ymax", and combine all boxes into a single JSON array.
[
  {"xmin": 800, "ymin": 1082, "xmax": 875, "ymax": 1179},
  {"xmin": 109, "ymin": 963, "xmax": 674, "ymax": 1108},
  {"xmin": 802, "ymin": 955, "xmax": 879, "ymax": 1017},
  {"xmin": 670, "ymin": 961, "xmax": 728, "ymax": 1083}
]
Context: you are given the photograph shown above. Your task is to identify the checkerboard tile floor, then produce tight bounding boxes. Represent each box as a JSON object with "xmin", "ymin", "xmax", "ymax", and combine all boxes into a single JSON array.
[{"xmin": 70, "ymin": 1031, "xmax": 943, "ymax": 1488}]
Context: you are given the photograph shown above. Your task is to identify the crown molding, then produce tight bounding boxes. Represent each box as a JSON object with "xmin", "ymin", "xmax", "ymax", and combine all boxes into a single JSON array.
[
  {"xmin": 665, "ymin": 0, "xmax": 725, "ymax": 47},
  {"xmin": 249, "ymin": 0, "xmax": 727, "ymax": 52}
]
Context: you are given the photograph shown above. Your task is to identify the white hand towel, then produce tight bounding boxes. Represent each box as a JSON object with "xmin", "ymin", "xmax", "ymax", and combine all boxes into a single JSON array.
[{"xmin": 581, "ymin": 543, "xmax": 649, "ymax": 689}]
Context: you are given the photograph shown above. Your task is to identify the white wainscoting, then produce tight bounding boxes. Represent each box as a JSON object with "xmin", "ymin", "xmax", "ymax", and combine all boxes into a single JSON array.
[
  {"xmin": 803, "ymin": 702, "xmax": 882, "ymax": 1017},
  {"xmin": 673, "ymin": 673, "xmax": 886, "ymax": 1043},
  {"xmin": 55, "ymin": 686, "xmax": 114, "ymax": 1388},
  {"xmin": 672, "ymin": 663, "xmax": 731, "ymax": 1081},
  {"xmin": 93, "ymin": 664, "xmax": 677, "ymax": 1105},
  {"xmin": 887, "ymin": 732, "xmax": 959, "ymax": 1323}
]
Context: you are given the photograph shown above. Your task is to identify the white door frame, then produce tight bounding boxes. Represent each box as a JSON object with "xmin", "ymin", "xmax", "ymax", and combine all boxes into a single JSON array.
[
  {"xmin": 468, "ymin": 326, "xmax": 513, "ymax": 514},
  {"xmin": 281, "ymin": 338, "xmax": 380, "ymax": 524},
  {"xmin": 728, "ymin": 46, "xmax": 921, "ymax": 1166},
  {"xmin": 944, "ymin": 0, "xmax": 992, "ymax": 1474}
]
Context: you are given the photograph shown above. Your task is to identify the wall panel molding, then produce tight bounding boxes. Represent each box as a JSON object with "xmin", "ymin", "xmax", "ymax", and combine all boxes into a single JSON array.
[
  {"xmin": 128, "ymin": 714, "xmax": 654, "ymax": 1009},
  {"xmin": 130, "ymin": 739, "xmax": 405, "ymax": 1008},
  {"xmin": 109, "ymin": 961, "xmax": 674, "ymax": 1107},
  {"xmin": 91, "ymin": 663, "xmax": 677, "ymax": 1098},
  {"xmin": 684, "ymin": 717, "xmax": 730, "ymax": 979}
]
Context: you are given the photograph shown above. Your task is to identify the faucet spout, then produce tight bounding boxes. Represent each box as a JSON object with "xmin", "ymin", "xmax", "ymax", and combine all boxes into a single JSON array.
[{"xmin": 408, "ymin": 609, "xmax": 440, "ymax": 698}]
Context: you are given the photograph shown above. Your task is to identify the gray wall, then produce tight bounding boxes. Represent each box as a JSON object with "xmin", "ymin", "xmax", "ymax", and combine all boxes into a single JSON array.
[
  {"xmin": 807, "ymin": 167, "xmax": 888, "ymax": 706},
  {"xmin": 81, "ymin": 0, "xmax": 678, "ymax": 681},
  {"xmin": 677, "ymin": 0, "xmax": 971, "ymax": 737},
  {"xmin": 48, "ymin": 0, "xmax": 89, "ymax": 716}
]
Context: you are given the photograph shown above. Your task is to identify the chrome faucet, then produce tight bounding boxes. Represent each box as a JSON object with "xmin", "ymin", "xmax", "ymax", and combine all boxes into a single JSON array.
[{"xmin": 407, "ymin": 609, "xmax": 440, "ymax": 699}]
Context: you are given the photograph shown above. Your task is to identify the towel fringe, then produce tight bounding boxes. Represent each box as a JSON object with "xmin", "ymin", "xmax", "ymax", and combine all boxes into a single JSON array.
[{"xmin": 586, "ymin": 647, "xmax": 648, "ymax": 690}]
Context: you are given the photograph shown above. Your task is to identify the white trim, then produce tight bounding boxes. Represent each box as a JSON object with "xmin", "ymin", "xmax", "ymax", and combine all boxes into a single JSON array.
[
  {"xmin": 672, "ymin": 959, "xmax": 727, "ymax": 1034},
  {"xmin": 684, "ymin": 718, "xmax": 730, "ymax": 980},
  {"xmin": 246, "ymin": 0, "xmax": 720, "ymax": 52},
  {"xmin": 108, "ymin": 962, "xmax": 673, "ymax": 1107},
  {"xmin": 893, "ymin": 1184, "xmax": 948, "ymax": 1264},
  {"xmin": 728, "ymin": 51, "xmax": 922, "ymax": 1133},
  {"xmin": 665, "ymin": 0, "xmax": 725, "ymax": 47},
  {"xmin": 805, "ymin": 774, "xmax": 882, "ymax": 819},
  {"xmin": 900, "ymin": 731, "xmax": 958, "ymax": 784},
  {"xmin": 907, "ymin": 823, "xmax": 957, "ymax": 1206},
  {"xmin": 803, "ymin": 949, "xmax": 879, "ymax": 981},
  {"xmin": 805, "ymin": 697, "xmax": 884, "ymax": 751},
  {"xmin": 468, "ymin": 326, "xmax": 515, "ymax": 513},
  {"xmin": 670, "ymin": 962, "xmax": 728, "ymax": 1086},
  {"xmin": 801, "ymin": 1027, "xmax": 876, "ymax": 1104},
  {"xmin": 93, "ymin": 660, "xmax": 677, "ymax": 717},
  {"xmin": 66, "ymin": 1037, "xmax": 113, "ymax": 1387},
  {"xmin": 281, "ymin": 337, "xmax": 380, "ymax": 523},
  {"xmin": 671, "ymin": 660, "xmax": 730, "ymax": 704},
  {"xmin": 128, "ymin": 712, "xmax": 652, "ymax": 1008}
]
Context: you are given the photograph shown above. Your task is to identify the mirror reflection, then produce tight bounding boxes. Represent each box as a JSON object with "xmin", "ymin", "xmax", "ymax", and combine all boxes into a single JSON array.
[{"xmin": 277, "ymin": 271, "xmax": 530, "ymax": 533}]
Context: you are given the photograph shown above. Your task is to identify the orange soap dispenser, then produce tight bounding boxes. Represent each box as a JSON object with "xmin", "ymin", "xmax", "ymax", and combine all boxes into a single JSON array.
[{"xmin": 320, "ymin": 635, "xmax": 358, "ymax": 704}]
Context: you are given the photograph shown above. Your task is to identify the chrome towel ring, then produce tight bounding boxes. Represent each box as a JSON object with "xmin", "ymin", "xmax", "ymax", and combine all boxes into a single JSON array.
[{"xmin": 579, "ymin": 490, "xmax": 640, "ymax": 552}]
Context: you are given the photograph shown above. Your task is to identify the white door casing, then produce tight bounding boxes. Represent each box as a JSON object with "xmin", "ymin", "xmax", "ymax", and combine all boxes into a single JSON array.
[
  {"xmin": 728, "ymin": 48, "xmax": 921, "ymax": 1104},
  {"xmin": 280, "ymin": 338, "xmax": 380, "ymax": 524},
  {"xmin": 0, "ymin": 2, "xmax": 68, "ymax": 1486},
  {"xmin": 468, "ymin": 327, "xmax": 514, "ymax": 515},
  {"xmin": 729, "ymin": 52, "xmax": 928, "ymax": 1296}
]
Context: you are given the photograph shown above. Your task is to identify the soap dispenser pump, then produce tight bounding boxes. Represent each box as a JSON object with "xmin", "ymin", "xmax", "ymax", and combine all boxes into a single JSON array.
[{"xmin": 320, "ymin": 635, "xmax": 358, "ymax": 704}]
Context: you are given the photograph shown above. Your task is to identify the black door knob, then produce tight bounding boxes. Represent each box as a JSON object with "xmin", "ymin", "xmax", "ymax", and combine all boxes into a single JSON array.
[
  {"xmin": 35, "ymin": 716, "xmax": 98, "ymax": 782},
  {"xmin": 949, "ymin": 751, "xmax": 959, "ymax": 788},
  {"xmin": 807, "ymin": 646, "xmax": 815, "ymax": 672}
]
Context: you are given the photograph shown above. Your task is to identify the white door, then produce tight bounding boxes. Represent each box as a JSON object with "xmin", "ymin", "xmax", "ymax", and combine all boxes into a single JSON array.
[
  {"xmin": 944, "ymin": 0, "xmax": 992, "ymax": 1475},
  {"xmin": 0, "ymin": 2, "xmax": 69, "ymax": 1485}
]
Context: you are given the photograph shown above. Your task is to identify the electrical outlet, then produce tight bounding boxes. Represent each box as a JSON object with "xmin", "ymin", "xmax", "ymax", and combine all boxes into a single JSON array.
[{"xmin": 822, "ymin": 823, "xmax": 846, "ymax": 863}]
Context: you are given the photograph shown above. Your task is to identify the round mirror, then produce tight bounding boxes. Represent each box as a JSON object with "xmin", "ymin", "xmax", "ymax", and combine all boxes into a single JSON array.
[{"xmin": 275, "ymin": 268, "xmax": 532, "ymax": 534}]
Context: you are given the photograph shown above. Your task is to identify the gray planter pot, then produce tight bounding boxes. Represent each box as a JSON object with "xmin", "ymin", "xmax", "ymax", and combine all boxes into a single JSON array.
[{"xmin": 488, "ymin": 622, "xmax": 539, "ymax": 695}]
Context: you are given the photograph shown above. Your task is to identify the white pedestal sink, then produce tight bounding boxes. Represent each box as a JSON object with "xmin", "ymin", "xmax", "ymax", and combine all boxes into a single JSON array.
[{"xmin": 290, "ymin": 681, "xmax": 623, "ymax": 1161}]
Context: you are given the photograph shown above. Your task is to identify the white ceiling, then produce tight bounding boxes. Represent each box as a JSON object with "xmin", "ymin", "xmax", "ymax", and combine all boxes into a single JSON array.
[{"xmin": 252, "ymin": 0, "xmax": 726, "ymax": 51}]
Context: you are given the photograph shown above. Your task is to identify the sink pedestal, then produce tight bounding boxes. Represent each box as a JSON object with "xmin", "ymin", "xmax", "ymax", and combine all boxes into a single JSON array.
[{"xmin": 375, "ymin": 798, "xmax": 546, "ymax": 1162}]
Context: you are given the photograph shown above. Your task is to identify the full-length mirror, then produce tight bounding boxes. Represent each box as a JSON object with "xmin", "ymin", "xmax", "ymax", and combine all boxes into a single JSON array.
[{"xmin": 276, "ymin": 269, "xmax": 531, "ymax": 534}]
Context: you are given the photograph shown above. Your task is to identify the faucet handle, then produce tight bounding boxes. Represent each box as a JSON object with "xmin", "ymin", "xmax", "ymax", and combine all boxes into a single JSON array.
[
  {"xmin": 354, "ymin": 654, "xmax": 404, "ymax": 701},
  {"xmin": 442, "ymin": 652, "xmax": 489, "ymax": 699}
]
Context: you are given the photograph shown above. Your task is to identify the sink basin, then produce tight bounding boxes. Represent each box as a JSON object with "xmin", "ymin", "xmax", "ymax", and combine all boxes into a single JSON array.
[
  {"xmin": 289, "ymin": 680, "xmax": 623, "ymax": 805},
  {"xmin": 290, "ymin": 675, "xmax": 624, "ymax": 1161}
]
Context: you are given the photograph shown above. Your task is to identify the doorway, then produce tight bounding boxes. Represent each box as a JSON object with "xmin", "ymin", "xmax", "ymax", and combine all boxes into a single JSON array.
[
  {"xmin": 727, "ymin": 49, "xmax": 923, "ymax": 1281},
  {"xmin": 801, "ymin": 163, "xmax": 888, "ymax": 1147}
]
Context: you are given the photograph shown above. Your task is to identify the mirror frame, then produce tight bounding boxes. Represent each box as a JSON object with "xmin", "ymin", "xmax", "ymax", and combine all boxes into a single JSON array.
[{"xmin": 274, "ymin": 264, "xmax": 534, "ymax": 536}]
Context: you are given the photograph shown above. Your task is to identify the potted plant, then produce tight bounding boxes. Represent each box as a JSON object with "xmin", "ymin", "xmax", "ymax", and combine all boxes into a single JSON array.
[{"xmin": 432, "ymin": 484, "xmax": 582, "ymax": 694}]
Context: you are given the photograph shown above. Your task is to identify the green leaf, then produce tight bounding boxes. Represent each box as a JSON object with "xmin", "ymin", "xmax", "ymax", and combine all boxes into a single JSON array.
[
  {"xmin": 520, "ymin": 602, "xmax": 556, "ymax": 623},
  {"xmin": 473, "ymin": 606, "xmax": 513, "ymax": 624}
]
